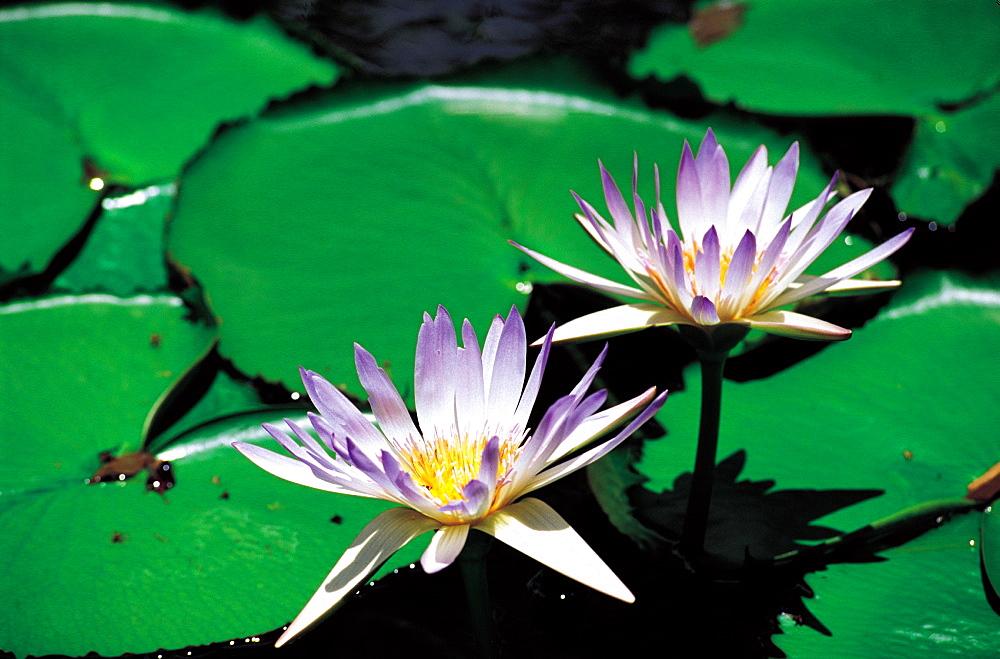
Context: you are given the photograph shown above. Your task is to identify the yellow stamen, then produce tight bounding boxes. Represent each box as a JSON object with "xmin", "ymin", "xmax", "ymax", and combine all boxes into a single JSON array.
[{"xmin": 398, "ymin": 431, "xmax": 520, "ymax": 510}]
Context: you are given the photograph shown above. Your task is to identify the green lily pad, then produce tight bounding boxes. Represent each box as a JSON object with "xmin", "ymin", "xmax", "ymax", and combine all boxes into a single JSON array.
[
  {"xmin": 0, "ymin": 79, "xmax": 98, "ymax": 278},
  {"xmin": 168, "ymin": 66, "xmax": 831, "ymax": 401},
  {"xmin": 892, "ymin": 95, "xmax": 1000, "ymax": 225},
  {"xmin": 630, "ymin": 0, "xmax": 999, "ymax": 116},
  {"xmin": 0, "ymin": 409, "xmax": 425, "ymax": 659},
  {"xmin": 0, "ymin": 294, "xmax": 215, "ymax": 495},
  {"xmin": 0, "ymin": 294, "xmax": 423, "ymax": 657},
  {"xmin": 636, "ymin": 270, "xmax": 1000, "ymax": 652},
  {"xmin": 0, "ymin": 2, "xmax": 338, "ymax": 276},
  {"xmin": 53, "ymin": 182, "xmax": 177, "ymax": 295},
  {"xmin": 775, "ymin": 513, "xmax": 1000, "ymax": 657}
]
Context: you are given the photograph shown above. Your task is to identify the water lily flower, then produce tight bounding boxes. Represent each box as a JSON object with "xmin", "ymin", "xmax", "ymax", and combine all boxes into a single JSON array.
[
  {"xmin": 234, "ymin": 305, "xmax": 666, "ymax": 646},
  {"xmin": 512, "ymin": 129, "xmax": 914, "ymax": 344}
]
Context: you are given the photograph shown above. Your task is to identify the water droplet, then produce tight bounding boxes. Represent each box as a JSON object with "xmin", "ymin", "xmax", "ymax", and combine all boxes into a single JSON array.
[
  {"xmin": 934, "ymin": 121, "xmax": 946, "ymax": 133},
  {"xmin": 897, "ymin": 212, "xmax": 908, "ymax": 222},
  {"xmin": 928, "ymin": 222, "xmax": 938, "ymax": 231},
  {"xmin": 515, "ymin": 281, "xmax": 533, "ymax": 294},
  {"xmin": 969, "ymin": 539, "xmax": 976, "ymax": 547},
  {"xmin": 843, "ymin": 236, "xmax": 854, "ymax": 246},
  {"xmin": 89, "ymin": 177, "xmax": 105, "ymax": 191},
  {"xmin": 290, "ymin": 391, "xmax": 301, "ymax": 400}
]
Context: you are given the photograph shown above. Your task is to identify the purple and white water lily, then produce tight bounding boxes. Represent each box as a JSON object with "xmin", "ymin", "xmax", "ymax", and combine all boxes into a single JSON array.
[
  {"xmin": 512, "ymin": 129, "xmax": 914, "ymax": 343},
  {"xmin": 234, "ymin": 305, "xmax": 666, "ymax": 646}
]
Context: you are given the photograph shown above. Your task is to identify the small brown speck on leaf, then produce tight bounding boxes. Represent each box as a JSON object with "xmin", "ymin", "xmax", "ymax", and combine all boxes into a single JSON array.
[{"xmin": 690, "ymin": 1, "xmax": 748, "ymax": 47}]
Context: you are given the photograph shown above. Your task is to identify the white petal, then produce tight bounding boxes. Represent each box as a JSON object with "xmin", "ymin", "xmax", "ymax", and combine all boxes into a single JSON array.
[
  {"xmin": 476, "ymin": 498, "xmax": 633, "ymax": 602},
  {"xmin": 742, "ymin": 310, "xmax": 850, "ymax": 341},
  {"xmin": 814, "ymin": 276, "xmax": 902, "ymax": 294},
  {"xmin": 420, "ymin": 524, "xmax": 471, "ymax": 574},
  {"xmin": 510, "ymin": 241, "xmax": 650, "ymax": 300},
  {"xmin": 275, "ymin": 508, "xmax": 440, "ymax": 647},
  {"xmin": 543, "ymin": 303, "xmax": 691, "ymax": 345}
]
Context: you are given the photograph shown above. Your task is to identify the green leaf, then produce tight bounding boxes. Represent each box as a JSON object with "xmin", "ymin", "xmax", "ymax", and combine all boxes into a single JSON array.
[
  {"xmin": 636, "ymin": 270, "xmax": 1000, "ymax": 652},
  {"xmin": 892, "ymin": 95, "xmax": 1000, "ymax": 224},
  {"xmin": 53, "ymin": 183, "xmax": 177, "ymax": 295},
  {"xmin": 775, "ymin": 514, "xmax": 998, "ymax": 657},
  {"xmin": 630, "ymin": 0, "xmax": 999, "ymax": 116},
  {"xmin": 0, "ymin": 294, "xmax": 424, "ymax": 656},
  {"xmin": 0, "ymin": 409, "xmax": 426, "ymax": 658},
  {"xmin": 0, "ymin": 294, "xmax": 215, "ymax": 495},
  {"xmin": 168, "ymin": 67, "xmax": 831, "ymax": 401},
  {"xmin": 0, "ymin": 2, "xmax": 338, "ymax": 275}
]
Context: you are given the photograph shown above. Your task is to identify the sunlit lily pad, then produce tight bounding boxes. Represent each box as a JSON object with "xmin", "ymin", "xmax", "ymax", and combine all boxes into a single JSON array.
[
  {"xmin": 630, "ymin": 0, "xmax": 998, "ymax": 116},
  {"xmin": 0, "ymin": 294, "xmax": 424, "ymax": 657},
  {"xmin": 168, "ymin": 66, "xmax": 832, "ymax": 401},
  {"xmin": 776, "ymin": 514, "xmax": 1000, "ymax": 657},
  {"xmin": 636, "ymin": 270, "xmax": 1000, "ymax": 651},
  {"xmin": 0, "ymin": 408, "xmax": 425, "ymax": 658},
  {"xmin": 0, "ymin": 2, "xmax": 338, "ymax": 276},
  {"xmin": 0, "ymin": 294, "xmax": 215, "ymax": 495}
]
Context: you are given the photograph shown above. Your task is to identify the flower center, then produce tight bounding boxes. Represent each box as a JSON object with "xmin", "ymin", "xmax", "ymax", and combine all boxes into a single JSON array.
[
  {"xmin": 398, "ymin": 430, "xmax": 520, "ymax": 508},
  {"xmin": 648, "ymin": 235, "xmax": 781, "ymax": 322}
]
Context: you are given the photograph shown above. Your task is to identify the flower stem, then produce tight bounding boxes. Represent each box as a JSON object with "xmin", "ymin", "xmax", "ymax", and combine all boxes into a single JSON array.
[
  {"xmin": 680, "ymin": 348, "xmax": 728, "ymax": 557},
  {"xmin": 459, "ymin": 530, "xmax": 499, "ymax": 659}
]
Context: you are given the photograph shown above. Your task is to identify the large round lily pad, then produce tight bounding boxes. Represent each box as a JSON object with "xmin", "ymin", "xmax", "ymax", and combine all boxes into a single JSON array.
[
  {"xmin": 0, "ymin": 294, "xmax": 424, "ymax": 657},
  {"xmin": 168, "ymin": 66, "xmax": 832, "ymax": 401},
  {"xmin": 0, "ymin": 2, "xmax": 338, "ymax": 275}
]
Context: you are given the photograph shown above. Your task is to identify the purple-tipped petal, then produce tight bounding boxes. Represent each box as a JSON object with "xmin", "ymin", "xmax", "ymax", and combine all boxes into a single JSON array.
[
  {"xmin": 759, "ymin": 141, "xmax": 799, "ymax": 230},
  {"xmin": 479, "ymin": 313, "xmax": 506, "ymax": 394},
  {"xmin": 233, "ymin": 440, "xmax": 361, "ymax": 495},
  {"xmin": 523, "ymin": 389, "xmax": 667, "ymax": 494},
  {"xmin": 513, "ymin": 324, "xmax": 552, "ymax": 429},
  {"xmin": 486, "ymin": 306, "xmax": 527, "ymax": 420},
  {"xmin": 695, "ymin": 226, "xmax": 722, "ymax": 299},
  {"xmin": 301, "ymin": 368, "xmax": 384, "ymax": 450},
  {"xmin": 455, "ymin": 319, "xmax": 487, "ymax": 423},
  {"xmin": 415, "ymin": 306, "xmax": 458, "ymax": 435},
  {"xmin": 354, "ymin": 344, "xmax": 420, "ymax": 443},
  {"xmin": 676, "ymin": 140, "xmax": 704, "ymax": 238},
  {"xmin": 600, "ymin": 161, "xmax": 633, "ymax": 229},
  {"xmin": 771, "ymin": 227, "xmax": 914, "ymax": 308},
  {"xmin": 690, "ymin": 295, "xmax": 720, "ymax": 325},
  {"xmin": 723, "ymin": 230, "xmax": 757, "ymax": 297}
]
